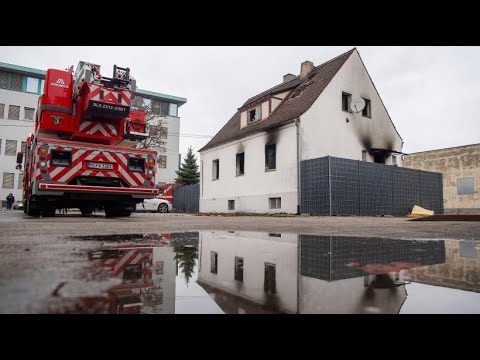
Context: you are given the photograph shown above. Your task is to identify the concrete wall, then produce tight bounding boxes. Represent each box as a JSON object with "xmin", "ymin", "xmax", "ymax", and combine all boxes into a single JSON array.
[
  {"xmin": 406, "ymin": 240, "xmax": 480, "ymax": 292},
  {"xmin": 200, "ymin": 123, "xmax": 298, "ymax": 213},
  {"xmin": 0, "ymin": 88, "xmax": 38, "ymax": 205},
  {"xmin": 403, "ymin": 144, "xmax": 480, "ymax": 213},
  {"xmin": 300, "ymin": 50, "xmax": 403, "ymax": 165},
  {"xmin": 197, "ymin": 231, "xmax": 298, "ymax": 313}
]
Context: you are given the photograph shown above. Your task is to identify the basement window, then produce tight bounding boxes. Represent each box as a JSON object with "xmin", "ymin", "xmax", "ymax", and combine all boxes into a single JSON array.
[
  {"xmin": 342, "ymin": 92, "xmax": 351, "ymax": 112},
  {"xmin": 392, "ymin": 155, "xmax": 397, "ymax": 166},
  {"xmin": 236, "ymin": 152, "xmax": 245, "ymax": 176},
  {"xmin": 265, "ymin": 144, "xmax": 276, "ymax": 171},
  {"xmin": 362, "ymin": 98, "xmax": 371, "ymax": 118},
  {"xmin": 248, "ymin": 106, "xmax": 262, "ymax": 123},
  {"xmin": 228, "ymin": 200, "xmax": 235, "ymax": 210},
  {"xmin": 457, "ymin": 178, "xmax": 475, "ymax": 195},
  {"xmin": 269, "ymin": 197, "xmax": 281, "ymax": 209},
  {"xmin": 212, "ymin": 159, "xmax": 219, "ymax": 180}
]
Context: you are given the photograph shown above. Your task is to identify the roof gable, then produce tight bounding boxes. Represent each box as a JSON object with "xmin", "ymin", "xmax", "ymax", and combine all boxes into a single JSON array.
[{"xmin": 200, "ymin": 48, "xmax": 355, "ymax": 152}]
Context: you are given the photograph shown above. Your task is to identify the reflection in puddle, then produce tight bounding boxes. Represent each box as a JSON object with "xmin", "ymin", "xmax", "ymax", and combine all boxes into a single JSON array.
[{"xmin": 51, "ymin": 232, "xmax": 480, "ymax": 314}]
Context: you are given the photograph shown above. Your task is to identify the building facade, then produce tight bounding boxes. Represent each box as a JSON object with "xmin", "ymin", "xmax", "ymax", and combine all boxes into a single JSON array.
[
  {"xmin": 0, "ymin": 62, "xmax": 186, "ymax": 207},
  {"xmin": 403, "ymin": 144, "xmax": 480, "ymax": 214},
  {"xmin": 199, "ymin": 49, "xmax": 404, "ymax": 214}
]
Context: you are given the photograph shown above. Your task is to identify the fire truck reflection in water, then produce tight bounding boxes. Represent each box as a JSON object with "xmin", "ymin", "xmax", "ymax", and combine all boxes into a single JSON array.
[{"xmin": 87, "ymin": 234, "xmax": 175, "ymax": 314}]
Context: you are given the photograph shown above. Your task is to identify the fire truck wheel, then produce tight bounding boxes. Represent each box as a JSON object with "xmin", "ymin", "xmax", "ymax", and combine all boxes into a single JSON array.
[
  {"xmin": 42, "ymin": 208, "xmax": 56, "ymax": 217},
  {"xmin": 80, "ymin": 208, "xmax": 94, "ymax": 216},
  {"xmin": 158, "ymin": 203, "xmax": 169, "ymax": 213},
  {"xmin": 26, "ymin": 199, "xmax": 41, "ymax": 217},
  {"xmin": 105, "ymin": 207, "xmax": 132, "ymax": 217}
]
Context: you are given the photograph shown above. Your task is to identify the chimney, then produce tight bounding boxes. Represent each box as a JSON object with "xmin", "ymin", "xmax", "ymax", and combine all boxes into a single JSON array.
[
  {"xmin": 300, "ymin": 60, "xmax": 314, "ymax": 80},
  {"xmin": 283, "ymin": 73, "xmax": 296, "ymax": 83}
]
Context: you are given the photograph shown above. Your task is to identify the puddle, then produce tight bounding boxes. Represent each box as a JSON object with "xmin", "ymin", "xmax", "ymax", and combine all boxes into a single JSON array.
[{"xmin": 47, "ymin": 232, "xmax": 480, "ymax": 313}]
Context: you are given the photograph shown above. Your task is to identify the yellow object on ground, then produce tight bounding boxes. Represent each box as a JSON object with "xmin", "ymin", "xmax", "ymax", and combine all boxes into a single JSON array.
[{"xmin": 407, "ymin": 205, "xmax": 435, "ymax": 218}]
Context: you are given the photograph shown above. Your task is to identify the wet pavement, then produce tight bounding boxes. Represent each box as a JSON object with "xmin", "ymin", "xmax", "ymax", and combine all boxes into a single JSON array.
[{"xmin": 1, "ymin": 230, "xmax": 478, "ymax": 314}]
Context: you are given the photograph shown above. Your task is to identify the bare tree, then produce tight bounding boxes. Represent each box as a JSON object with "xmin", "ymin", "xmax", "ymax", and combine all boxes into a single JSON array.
[{"xmin": 133, "ymin": 97, "xmax": 168, "ymax": 163}]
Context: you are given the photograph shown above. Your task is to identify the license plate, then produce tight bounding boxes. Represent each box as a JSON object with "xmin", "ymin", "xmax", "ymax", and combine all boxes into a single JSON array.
[{"xmin": 86, "ymin": 161, "xmax": 114, "ymax": 170}]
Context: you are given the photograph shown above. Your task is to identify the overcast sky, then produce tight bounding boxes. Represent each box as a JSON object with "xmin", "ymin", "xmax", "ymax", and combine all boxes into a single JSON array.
[{"xmin": 1, "ymin": 46, "xmax": 479, "ymax": 157}]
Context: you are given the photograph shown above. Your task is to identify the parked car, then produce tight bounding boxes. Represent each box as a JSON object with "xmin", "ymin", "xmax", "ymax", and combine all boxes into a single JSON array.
[
  {"xmin": 13, "ymin": 201, "xmax": 24, "ymax": 210},
  {"xmin": 136, "ymin": 198, "xmax": 172, "ymax": 213}
]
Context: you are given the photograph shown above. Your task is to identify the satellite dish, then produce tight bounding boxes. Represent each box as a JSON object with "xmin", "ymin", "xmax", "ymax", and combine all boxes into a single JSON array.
[{"xmin": 350, "ymin": 98, "xmax": 366, "ymax": 113}]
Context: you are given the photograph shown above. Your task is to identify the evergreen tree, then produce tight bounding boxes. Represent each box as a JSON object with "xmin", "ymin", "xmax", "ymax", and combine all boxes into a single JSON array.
[
  {"xmin": 175, "ymin": 146, "xmax": 200, "ymax": 185},
  {"xmin": 174, "ymin": 245, "xmax": 198, "ymax": 286}
]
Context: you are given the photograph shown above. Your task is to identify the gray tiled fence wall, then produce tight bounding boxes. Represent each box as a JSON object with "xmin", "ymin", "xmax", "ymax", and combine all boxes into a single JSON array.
[
  {"xmin": 301, "ymin": 156, "xmax": 443, "ymax": 216},
  {"xmin": 172, "ymin": 184, "xmax": 200, "ymax": 213},
  {"xmin": 299, "ymin": 235, "xmax": 446, "ymax": 281}
]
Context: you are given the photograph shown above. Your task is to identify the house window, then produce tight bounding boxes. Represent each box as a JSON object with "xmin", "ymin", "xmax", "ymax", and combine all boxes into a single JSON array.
[
  {"xmin": 268, "ymin": 233, "xmax": 281, "ymax": 237},
  {"xmin": 21, "ymin": 141, "xmax": 26, "ymax": 153},
  {"xmin": 26, "ymin": 77, "xmax": 39, "ymax": 93},
  {"xmin": 248, "ymin": 106, "xmax": 262, "ymax": 123},
  {"xmin": 24, "ymin": 107, "xmax": 35, "ymax": 121},
  {"xmin": 236, "ymin": 152, "xmax": 244, "ymax": 176},
  {"xmin": 264, "ymin": 263, "xmax": 276, "ymax": 294},
  {"xmin": 269, "ymin": 197, "xmax": 281, "ymax": 209},
  {"xmin": 18, "ymin": 173, "xmax": 23, "ymax": 189},
  {"xmin": 392, "ymin": 155, "xmax": 397, "ymax": 166},
  {"xmin": 5, "ymin": 140, "xmax": 17, "ymax": 156},
  {"xmin": 457, "ymin": 178, "xmax": 475, "ymax": 195},
  {"xmin": 169, "ymin": 103, "xmax": 178, "ymax": 117},
  {"xmin": 158, "ymin": 155, "xmax": 167, "ymax": 168},
  {"xmin": 2, "ymin": 172, "xmax": 14, "ymax": 189},
  {"xmin": 159, "ymin": 127, "xmax": 168, "ymax": 139},
  {"xmin": 265, "ymin": 144, "xmax": 276, "ymax": 171},
  {"xmin": 342, "ymin": 92, "xmax": 352, "ymax": 112},
  {"xmin": 234, "ymin": 257, "xmax": 244, "ymax": 282},
  {"xmin": 10, "ymin": 74, "xmax": 22, "ymax": 91},
  {"xmin": 0, "ymin": 103, "xmax": 4, "ymax": 118},
  {"xmin": 212, "ymin": 159, "xmax": 219, "ymax": 180},
  {"xmin": 362, "ymin": 98, "xmax": 371, "ymax": 118},
  {"xmin": 362, "ymin": 150, "xmax": 367, "ymax": 161},
  {"xmin": 210, "ymin": 252, "xmax": 218, "ymax": 274},
  {"xmin": 8, "ymin": 105, "xmax": 20, "ymax": 120},
  {"xmin": 152, "ymin": 99, "xmax": 160, "ymax": 115},
  {"xmin": 228, "ymin": 200, "xmax": 235, "ymax": 210},
  {"xmin": 161, "ymin": 102, "xmax": 169, "ymax": 116},
  {"xmin": 0, "ymin": 71, "xmax": 8, "ymax": 89},
  {"xmin": 0, "ymin": 139, "xmax": 2, "ymax": 154}
]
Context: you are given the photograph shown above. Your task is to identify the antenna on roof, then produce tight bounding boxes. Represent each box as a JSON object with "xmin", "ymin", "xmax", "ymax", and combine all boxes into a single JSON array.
[{"xmin": 350, "ymin": 98, "xmax": 366, "ymax": 113}]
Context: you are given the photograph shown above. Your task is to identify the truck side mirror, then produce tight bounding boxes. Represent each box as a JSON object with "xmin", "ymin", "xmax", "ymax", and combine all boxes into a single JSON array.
[{"xmin": 16, "ymin": 152, "xmax": 23, "ymax": 170}]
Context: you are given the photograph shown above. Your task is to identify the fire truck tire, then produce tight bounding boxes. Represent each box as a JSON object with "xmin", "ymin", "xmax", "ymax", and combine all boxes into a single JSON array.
[
  {"xmin": 26, "ymin": 199, "xmax": 41, "ymax": 217},
  {"xmin": 42, "ymin": 208, "xmax": 56, "ymax": 217},
  {"xmin": 105, "ymin": 207, "xmax": 132, "ymax": 217},
  {"xmin": 80, "ymin": 208, "xmax": 94, "ymax": 216},
  {"xmin": 158, "ymin": 203, "xmax": 169, "ymax": 213}
]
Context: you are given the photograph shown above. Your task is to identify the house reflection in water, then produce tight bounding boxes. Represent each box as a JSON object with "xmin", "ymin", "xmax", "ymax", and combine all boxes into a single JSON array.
[{"xmin": 197, "ymin": 232, "xmax": 446, "ymax": 314}]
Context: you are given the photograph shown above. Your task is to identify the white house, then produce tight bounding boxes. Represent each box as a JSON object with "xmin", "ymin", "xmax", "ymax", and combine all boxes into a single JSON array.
[{"xmin": 199, "ymin": 48, "xmax": 403, "ymax": 214}]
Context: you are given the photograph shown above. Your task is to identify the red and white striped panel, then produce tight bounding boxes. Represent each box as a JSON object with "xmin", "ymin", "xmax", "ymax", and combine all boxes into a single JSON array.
[
  {"xmin": 87, "ymin": 84, "xmax": 131, "ymax": 106},
  {"xmin": 79, "ymin": 120, "xmax": 118, "ymax": 137},
  {"xmin": 99, "ymin": 249, "xmax": 153, "ymax": 278},
  {"xmin": 34, "ymin": 146, "xmax": 153, "ymax": 187}
]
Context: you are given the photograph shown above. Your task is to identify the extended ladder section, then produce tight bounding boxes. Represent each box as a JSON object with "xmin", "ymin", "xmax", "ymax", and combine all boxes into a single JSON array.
[{"xmin": 35, "ymin": 62, "xmax": 149, "ymax": 146}]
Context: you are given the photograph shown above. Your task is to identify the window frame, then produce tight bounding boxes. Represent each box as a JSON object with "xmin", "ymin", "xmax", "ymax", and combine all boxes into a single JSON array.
[
  {"xmin": 265, "ymin": 143, "xmax": 276, "ymax": 171},
  {"xmin": 236, "ymin": 152, "xmax": 245, "ymax": 176},
  {"xmin": 228, "ymin": 199, "xmax": 235, "ymax": 210},
  {"xmin": 457, "ymin": 177, "xmax": 475, "ymax": 195},
  {"xmin": 212, "ymin": 159, "xmax": 219, "ymax": 180},
  {"xmin": 342, "ymin": 92, "xmax": 352, "ymax": 112},
  {"xmin": 234, "ymin": 257, "xmax": 244, "ymax": 282},
  {"xmin": 247, "ymin": 105, "xmax": 262, "ymax": 123},
  {"xmin": 210, "ymin": 252, "xmax": 218, "ymax": 274},
  {"xmin": 362, "ymin": 98, "xmax": 371, "ymax": 118}
]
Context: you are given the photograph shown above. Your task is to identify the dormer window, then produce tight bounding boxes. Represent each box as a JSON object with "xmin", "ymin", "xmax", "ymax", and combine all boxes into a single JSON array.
[{"xmin": 248, "ymin": 105, "xmax": 262, "ymax": 123}]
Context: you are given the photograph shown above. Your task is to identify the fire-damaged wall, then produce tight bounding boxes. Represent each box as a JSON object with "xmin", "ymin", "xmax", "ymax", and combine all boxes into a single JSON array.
[{"xmin": 300, "ymin": 156, "xmax": 443, "ymax": 216}]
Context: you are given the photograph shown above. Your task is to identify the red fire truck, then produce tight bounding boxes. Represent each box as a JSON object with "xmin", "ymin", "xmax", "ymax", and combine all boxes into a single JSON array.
[{"xmin": 16, "ymin": 62, "xmax": 158, "ymax": 217}]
